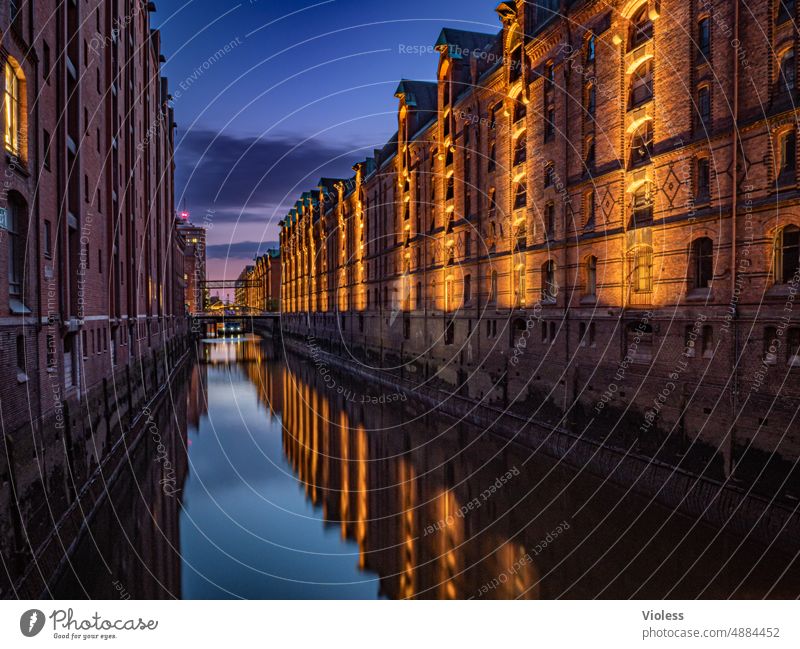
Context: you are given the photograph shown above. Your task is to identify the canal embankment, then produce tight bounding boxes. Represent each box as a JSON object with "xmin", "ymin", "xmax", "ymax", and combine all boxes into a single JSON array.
[{"xmin": 282, "ymin": 334, "xmax": 800, "ymax": 554}]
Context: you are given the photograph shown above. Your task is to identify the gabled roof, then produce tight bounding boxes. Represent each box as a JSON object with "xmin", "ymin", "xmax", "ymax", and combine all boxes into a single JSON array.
[
  {"xmin": 394, "ymin": 79, "xmax": 438, "ymax": 112},
  {"xmin": 434, "ymin": 27, "xmax": 499, "ymax": 58}
]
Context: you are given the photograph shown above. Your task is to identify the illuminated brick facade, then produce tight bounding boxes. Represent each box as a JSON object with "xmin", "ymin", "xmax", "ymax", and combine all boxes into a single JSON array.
[{"xmin": 281, "ymin": 0, "xmax": 800, "ymax": 497}]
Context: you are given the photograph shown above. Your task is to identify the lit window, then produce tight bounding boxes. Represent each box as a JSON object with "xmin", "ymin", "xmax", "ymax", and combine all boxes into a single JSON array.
[
  {"xmin": 629, "ymin": 5, "xmax": 654, "ymax": 49},
  {"xmin": 586, "ymin": 34, "xmax": 596, "ymax": 62},
  {"xmin": 514, "ymin": 183, "xmax": 527, "ymax": 210},
  {"xmin": 629, "ymin": 122, "xmax": 653, "ymax": 167},
  {"xmin": 629, "ymin": 60, "xmax": 654, "ymax": 108},
  {"xmin": 513, "ymin": 133, "xmax": 527, "ymax": 166},
  {"xmin": 4, "ymin": 61, "xmax": 22, "ymax": 156},
  {"xmin": 631, "ymin": 246, "xmax": 653, "ymax": 293}
]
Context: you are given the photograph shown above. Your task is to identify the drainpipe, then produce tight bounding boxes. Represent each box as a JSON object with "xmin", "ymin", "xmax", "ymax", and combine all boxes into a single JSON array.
[{"xmin": 729, "ymin": 0, "xmax": 740, "ymax": 478}]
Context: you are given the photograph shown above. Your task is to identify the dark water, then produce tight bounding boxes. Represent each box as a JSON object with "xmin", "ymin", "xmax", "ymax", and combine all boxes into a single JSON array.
[{"xmin": 55, "ymin": 336, "xmax": 800, "ymax": 599}]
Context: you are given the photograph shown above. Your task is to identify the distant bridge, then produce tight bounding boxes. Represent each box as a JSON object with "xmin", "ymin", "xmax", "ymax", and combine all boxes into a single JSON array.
[{"xmin": 189, "ymin": 312, "xmax": 282, "ymax": 338}]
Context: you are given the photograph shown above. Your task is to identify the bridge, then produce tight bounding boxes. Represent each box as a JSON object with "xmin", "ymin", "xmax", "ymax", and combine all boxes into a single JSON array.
[{"xmin": 189, "ymin": 312, "xmax": 282, "ymax": 338}]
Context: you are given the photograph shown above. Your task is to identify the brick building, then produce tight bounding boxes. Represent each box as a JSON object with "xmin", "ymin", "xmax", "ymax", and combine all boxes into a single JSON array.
[
  {"xmin": 253, "ymin": 249, "xmax": 280, "ymax": 312},
  {"xmin": 281, "ymin": 0, "xmax": 800, "ymax": 499},
  {"xmin": 176, "ymin": 220, "xmax": 207, "ymax": 314},
  {"xmin": 0, "ymin": 0, "xmax": 186, "ymax": 589}
]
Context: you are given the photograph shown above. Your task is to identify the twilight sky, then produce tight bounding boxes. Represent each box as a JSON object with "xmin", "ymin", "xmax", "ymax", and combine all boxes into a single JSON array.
[{"xmin": 153, "ymin": 0, "xmax": 499, "ymax": 281}]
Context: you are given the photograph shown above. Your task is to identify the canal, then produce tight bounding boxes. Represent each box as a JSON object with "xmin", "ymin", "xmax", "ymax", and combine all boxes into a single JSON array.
[{"xmin": 53, "ymin": 335, "xmax": 800, "ymax": 599}]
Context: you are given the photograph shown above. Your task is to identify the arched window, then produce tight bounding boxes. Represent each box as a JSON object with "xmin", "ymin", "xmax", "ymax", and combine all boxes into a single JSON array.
[
  {"xmin": 779, "ymin": 48, "xmax": 796, "ymax": 95},
  {"xmin": 774, "ymin": 225, "xmax": 800, "ymax": 284},
  {"xmin": 514, "ymin": 183, "xmax": 527, "ymax": 210},
  {"xmin": 541, "ymin": 260, "xmax": 557, "ymax": 303},
  {"xmin": 777, "ymin": 129, "xmax": 797, "ymax": 183},
  {"xmin": 629, "ymin": 4, "xmax": 654, "ymax": 49},
  {"xmin": 629, "ymin": 121, "xmax": 653, "ymax": 167},
  {"xmin": 586, "ymin": 256, "xmax": 597, "ymax": 296},
  {"xmin": 691, "ymin": 237, "xmax": 714, "ymax": 289},
  {"xmin": 629, "ymin": 59, "xmax": 654, "ymax": 108},
  {"xmin": 4, "ymin": 59, "xmax": 24, "ymax": 156},
  {"xmin": 513, "ymin": 133, "xmax": 527, "ymax": 166}
]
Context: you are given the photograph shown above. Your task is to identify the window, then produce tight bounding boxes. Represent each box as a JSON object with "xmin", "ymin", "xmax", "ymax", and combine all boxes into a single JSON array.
[
  {"xmin": 4, "ymin": 61, "xmax": 23, "ymax": 156},
  {"xmin": 514, "ymin": 183, "xmax": 527, "ymax": 210},
  {"xmin": 629, "ymin": 60, "xmax": 654, "ymax": 108},
  {"xmin": 631, "ymin": 246, "xmax": 653, "ymax": 293},
  {"xmin": 584, "ymin": 136, "xmax": 595, "ymax": 171},
  {"xmin": 515, "ymin": 265, "xmax": 526, "ymax": 308},
  {"xmin": 44, "ymin": 219, "xmax": 52, "ymax": 259},
  {"xmin": 629, "ymin": 4, "xmax": 654, "ymax": 49},
  {"xmin": 764, "ymin": 326, "xmax": 778, "ymax": 364},
  {"xmin": 513, "ymin": 100, "xmax": 526, "ymax": 123},
  {"xmin": 16, "ymin": 334, "xmax": 24, "ymax": 375},
  {"xmin": 488, "ymin": 142, "xmax": 496, "ymax": 172},
  {"xmin": 586, "ymin": 34, "xmax": 596, "ymax": 62},
  {"xmin": 544, "ymin": 162, "xmax": 555, "ymax": 188},
  {"xmin": 544, "ymin": 106, "xmax": 555, "ymax": 141},
  {"xmin": 698, "ymin": 17, "xmax": 711, "ymax": 58},
  {"xmin": 774, "ymin": 225, "xmax": 800, "ymax": 283},
  {"xmin": 585, "ymin": 83, "xmax": 596, "ymax": 117},
  {"xmin": 464, "ymin": 274, "xmax": 472, "ymax": 303},
  {"xmin": 629, "ymin": 122, "xmax": 653, "ymax": 167},
  {"xmin": 444, "ymin": 319, "xmax": 455, "ymax": 345},
  {"xmin": 697, "ymin": 86, "xmax": 711, "ymax": 127},
  {"xmin": 416, "ymin": 281, "xmax": 422, "ymax": 309},
  {"xmin": 490, "ymin": 270, "xmax": 498, "ymax": 303},
  {"xmin": 788, "ymin": 327, "xmax": 800, "ymax": 366},
  {"xmin": 465, "ymin": 231, "xmax": 472, "ymax": 258},
  {"xmin": 779, "ymin": 48, "xmax": 796, "ymax": 95},
  {"xmin": 777, "ymin": 129, "xmax": 797, "ymax": 183},
  {"xmin": 541, "ymin": 260, "xmax": 557, "ymax": 303},
  {"xmin": 43, "ymin": 41, "xmax": 51, "ymax": 83},
  {"xmin": 43, "ymin": 129, "xmax": 51, "ymax": 170},
  {"xmin": 586, "ymin": 256, "xmax": 597, "ymax": 296},
  {"xmin": 777, "ymin": 0, "xmax": 796, "ymax": 24},
  {"xmin": 7, "ymin": 195, "xmax": 23, "ymax": 297},
  {"xmin": 692, "ymin": 237, "xmax": 714, "ymax": 289},
  {"xmin": 696, "ymin": 156, "xmax": 710, "ymax": 199},
  {"xmin": 585, "ymin": 189, "xmax": 596, "ymax": 229},
  {"xmin": 513, "ymin": 133, "xmax": 527, "ymax": 166},
  {"xmin": 702, "ymin": 325, "xmax": 714, "ymax": 358},
  {"xmin": 544, "ymin": 201, "xmax": 555, "ymax": 239}
]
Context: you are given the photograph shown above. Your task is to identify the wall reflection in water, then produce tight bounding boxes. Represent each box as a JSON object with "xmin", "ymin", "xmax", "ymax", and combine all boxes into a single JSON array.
[{"xmin": 227, "ymin": 336, "xmax": 799, "ymax": 599}]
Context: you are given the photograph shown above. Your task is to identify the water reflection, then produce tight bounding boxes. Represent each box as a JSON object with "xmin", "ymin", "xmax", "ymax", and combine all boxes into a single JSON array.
[{"xmin": 183, "ymin": 336, "xmax": 799, "ymax": 599}]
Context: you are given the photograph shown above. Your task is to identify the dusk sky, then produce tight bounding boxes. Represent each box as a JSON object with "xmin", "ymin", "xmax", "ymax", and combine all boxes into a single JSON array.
[{"xmin": 154, "ymin": 0, "xmax": 499, "ymax": 281}]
